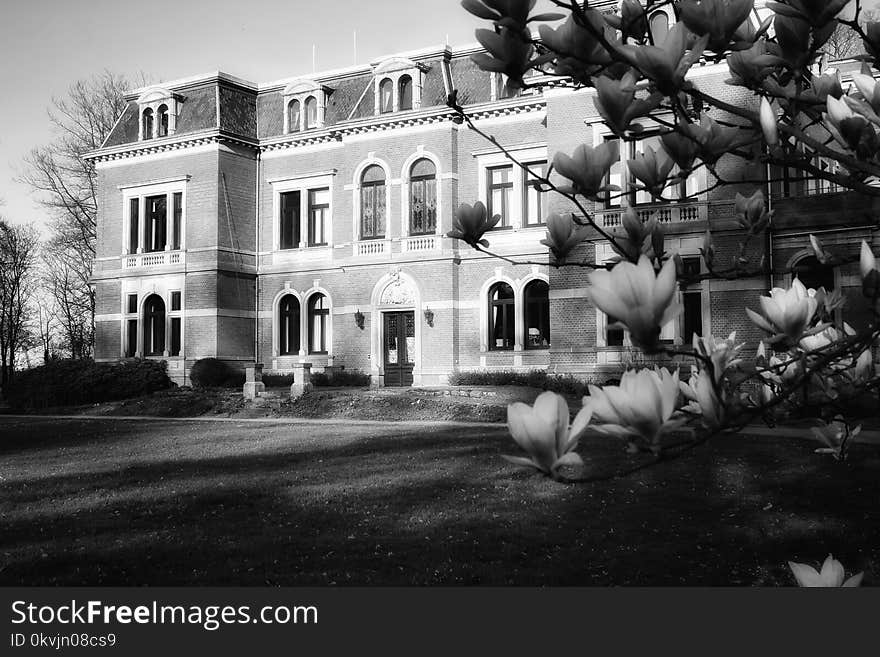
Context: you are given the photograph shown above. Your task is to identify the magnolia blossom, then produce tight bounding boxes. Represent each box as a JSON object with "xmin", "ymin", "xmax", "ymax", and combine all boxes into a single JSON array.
[
  {"xmin": 586, "ymin": 368, "xmax": 683, "ymax": 452},
  {"xmin": 504, "ymin": 391, "xmax": 592, "ymax": 477},
  {"xmin": 788, "ymin": 555, "xmax": 863, "ymax": 587},
  {"xmin": 693, "ymin": 331, "xmax": 744, "ymax": 384},
  {"xmin": 627, "ymin": 145, "xmax": 675, "ymax": 199},
  {"xmin": 447, "ymin": 202, "xmax": 500, "ymax": 248},
  {"xmin": 734, "ymin": 189, "xmax": 769, "ymax": 232},
  {"xmin": 587, "ymin": 255, "xmax": 681, "ymax": 351},
  {"xmin": 812, "ymin": 420, "xmax": 861, "ymax": 462},
  {"xmin": 680, "ymin": 369, "xmax": 723, "ymax": 430},
  {"xmin": 553, "ymin": 140, "xmax": 619, "ymax": 199},
  {"xmin": 746, "ymin": 278, "xmax": 819, "ymax": 343},
  {"xmin": 540, "ymin": 212, "xmax": 590, "ymax": 264},
  {"xmin": 756, "ymin": 342, "xmax": 800, "ymax": 403},
  {"xmin": 861, "ymin": 240, "xmax": 878, "ymax": 279}
]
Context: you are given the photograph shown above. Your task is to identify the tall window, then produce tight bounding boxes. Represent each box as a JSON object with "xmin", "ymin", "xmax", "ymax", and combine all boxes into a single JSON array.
[
  {"xmin": 172, "ymin": 193, "xmax": 182, "ymax": 250},
  {"xmin": 650, "ymin": 11, "xmax": 669, "ymax": 45},
  {"xmin": 524, "ymin": 162, "xmax": 546, "ymax": 225},
  {"xmin": 143, "ymin": 295, "xmax": 165, "ymax": 356},
  {"xmin": 606, "ymin": 315, "xmax": 625, "ymax": 347},
  {"xmin": 145, "ymin": 195, "xmax": 167, "ymax": 252},
  {"xmin": 360, "ymin": 165, "xmax": 386, "ymax": 239},
  {"xmin": 279, "ymin": 295, "xmax": 300, "ymax": 356},
  {"xmin": 308, "ymin": 188, "xmax": 329, "ymax": 246},
  {"xmin": 280, "ymin": 190, "xmax": 301, "ymax": 249},
  {"xmin": 304, "ymin": 96, "xmax": 317, "ymax": 129},
  {"xmin": 524, "ymin": 280, "xmax": 550, "ymax": 349},
  {"xmin": 142, "ymin": 108, "xmax": 154, "ymax": 140},
  {"xmin": 487, "ymin": 165, "xmax": 513, "ymax": 227},
  {"xmin": 287, "ymin": 99, "xmax": 301, "ymax": 132},
  {"xmin": 489, "ymin": 282, "xmax": 515, "ymax": 350},
  {"xmin": 125, "ymin": 294, "xmax": 138, "ymax": 357},
  {"xmin": 129, "ymin": 198, "xmax": 139, "ymax": 253},
  {"xmin": 157, "ymin": 104, "xmax": 169, "ymax": 137},
  {"xmin": 379, "ymin": 78, "xmax": 393, "ymax": 113},
  {"xmin": 409, "ymin": 158, "xmax": 436, "ymax": 235},
  {"xmin": 398, "ymin": 75, "xmax": 413, "ymax": 111},
  {"xmin": 308, "ymin": 294, "xmax": 329, "ymax": 354},
  {"xmin": 681, "ymin": 257, "xmax": 703, "ymax": 344}
]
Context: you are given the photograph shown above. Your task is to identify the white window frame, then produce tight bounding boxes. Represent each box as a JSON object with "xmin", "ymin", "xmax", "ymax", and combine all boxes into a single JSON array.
[
  {"xmin": 120, "ymin": 178, "xmax": 188, "ymax": 255},
  {"xmin": 270, "ymin": 172, "xmax": 336, "ymax": 251},
  {"xmin": 474, "ymin": 145, "xmax": 547, "ymax": 231}
]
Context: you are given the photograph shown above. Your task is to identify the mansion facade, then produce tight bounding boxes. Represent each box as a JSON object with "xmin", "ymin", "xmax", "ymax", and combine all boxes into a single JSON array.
[{"xmin": 86, "ymin": 13, "xmax": 878, "ymax": 386}]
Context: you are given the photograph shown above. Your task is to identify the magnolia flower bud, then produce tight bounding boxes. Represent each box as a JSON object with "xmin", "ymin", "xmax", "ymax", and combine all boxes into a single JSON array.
[
  {"xmin": 788, "ymin": 555, "xmax": 863, "ymax": 587},
  {"xmin": 760, "ymin": 97, "xmax": 779, "ymax": 146}
]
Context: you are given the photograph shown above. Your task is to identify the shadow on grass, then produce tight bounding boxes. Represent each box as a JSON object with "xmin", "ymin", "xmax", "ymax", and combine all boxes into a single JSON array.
[{"xmin": 1, "ymin": 419, "xmax": 879, "ymax": 585}]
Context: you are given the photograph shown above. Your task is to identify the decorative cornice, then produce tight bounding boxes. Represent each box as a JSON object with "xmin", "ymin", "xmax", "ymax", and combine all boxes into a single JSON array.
[{"xmin": 84, "ymin": 130, "xmax": 259, "ymax": 163}]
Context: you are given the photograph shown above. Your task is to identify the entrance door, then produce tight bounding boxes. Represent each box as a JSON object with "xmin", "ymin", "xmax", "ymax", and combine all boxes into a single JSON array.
[{"xmin": 383, "ymin": 311, "xmax": 415, "ymax": 387}]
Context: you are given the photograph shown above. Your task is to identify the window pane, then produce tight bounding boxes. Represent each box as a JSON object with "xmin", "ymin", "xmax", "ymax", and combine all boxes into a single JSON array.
[
  {"xmin": 280, "ymin": 191, "xmax": 301, "ymax": 249},
  {"xmin": 170, "ymin": 317, "xmax": 181, "ymax": 356},
  {"xmin": 171, "ymin": 291, "xmax": 181, "ymax": 311},
  {"xmin": 379, "ymin": 79, "xmax": 393, "ymax": 113},
  {"xmin": 146, "ymin": 195, "xmax": 167, "ymax": 252},
  {"xmin": 304, "ymin": 96, "xmax": 317, "ymax": 128},
  {"xmin": 524, "ymin": 162, "xmax": 546, "ymax": 225},
  {"xmin": 126, "ymin": 319, "xmax": 138, "ymax": 357},
  {"xmin": 411, "ymin": 158, "xmax": 435, "ymax": 178},
  {"xmin": 129, "ymin": 198, "xmax": 139, "ymax": 253},
  {"xmin": 127, "ymin": 294, "xmax": 138, "ymax": 314},
  {"xmin": 309, "ymin": 188, "xmax": 328, "ymax": 246},
  {"xmin": 172, "ymin": 192, "xmax": 182, "ymax": 249},
  {"xmin": 288, "ymin": 100, "xmax": 301, "ymax": 132},
  {"xmin": 399, "ymin": 76, "xmax": 413, "ymax": 110},
  {"xmin": 142, "ymin": 109, "xmax": 153, "ymax": 139},
  {"xmin": 606, "ymin": 315, "xmax": 625, "ymax": 347},
  {"xmin": 158, "ymin": 105, "xmax": 169, "ymax": 137},
  {"xmin": 489, "ymin": 283, "xmax": 514, "ymax": 350},
  {"xmin": 683, "ymin": 292, "xmax": 702, "ymax": 344},
  {"xmin": 525, "ymin": 281, "xmax": 550, "ymax": 348},
  {"xmin": 279, "ymin": 296, "xmax": 300, "ymax": 355}
]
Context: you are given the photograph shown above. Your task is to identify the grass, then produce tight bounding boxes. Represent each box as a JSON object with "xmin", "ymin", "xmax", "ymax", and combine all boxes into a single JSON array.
[{"xmin": 0, "ymin": 416, "xmax": 878, "ymax": 586}]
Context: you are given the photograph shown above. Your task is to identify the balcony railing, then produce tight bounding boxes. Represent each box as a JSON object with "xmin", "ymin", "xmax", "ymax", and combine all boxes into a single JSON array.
[
  {"xmin": 122, "ymin": 250, "xmax": 184, "ymax": 269},
  {"xmin": 353, "ymin": 239, "xmax": 390, "ymax": 257},
  {"xmin": 597, "ymin": 202, "xmax": 705, "ymax": 228},
  {"xmin": 401, "ymin": 235, "xmax": 439, "ymax": 253}
]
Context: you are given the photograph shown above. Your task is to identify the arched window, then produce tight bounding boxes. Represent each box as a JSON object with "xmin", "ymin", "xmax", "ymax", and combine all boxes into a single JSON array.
[
  {"xmin": 398, "ymin": 75, "xmax": 413, "ymax": 111},
  {"xmin": 157, "ymin": 104, "xmax": 169, "ymax": 137},
  {"xmin": 379, "ymin": 78, "xmax": 393, "ymax": 113},
  {"xmin": 649, "ymin": 11, "xmax": 669, "ymax": 45},
  {"xmin": 143, "ymin": 295, "xmax": 166, "ymax": 356},
  {"xmin": 287, "ymin": 99, "xmax": 301, "ymax": 132},
  {"xmin": 304, "ymin": 96, "xmax": 317, "ymax": 129},
  {"xmin": 524, "ymin": 280, "xmax": 550, "ymax": 349},
  {"xmin": 792, "ymin": 255, "xmax": 835, "ymax": 292},
  {"xmin": 489, "ymin": 283, "xmax": 515, "ymax": 350},
  {"xmin": 279, "ymin": 295, "xmax": 301, "ymax": 356},
  {"xmin": 360, "ymin": 165, "xmax": 386, "ymax": 239},
  {"xmin": 142, "ymin": 108, "xmax": 154, "ymax": 140},
  {"xmin": 308, "ymin": 294, "xmax": 329, "ymax": 354},
  {"xmin": 409, "ymin": 158, "xmax": 436, "ymax": 235}
]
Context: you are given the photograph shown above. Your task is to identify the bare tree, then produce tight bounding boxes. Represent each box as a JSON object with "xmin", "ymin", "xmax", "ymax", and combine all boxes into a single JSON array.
[
  {"xmin": 20, "ymin": 70, "xmax": 144, "ymax": 357},
  {"xmin": 0, "ymin": 220, "xmax": 39, "ymax": 388}
]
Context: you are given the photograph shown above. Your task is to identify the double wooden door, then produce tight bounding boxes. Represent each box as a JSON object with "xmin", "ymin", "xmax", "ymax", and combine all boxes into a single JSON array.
[{"xmin": 383, "ymin": 311, "xmax": 415, "ymax": 387}]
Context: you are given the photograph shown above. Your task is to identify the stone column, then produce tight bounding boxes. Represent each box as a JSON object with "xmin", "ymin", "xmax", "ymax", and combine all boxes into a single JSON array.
[
  {"xmin": 290, "ymin": 362, "xmax": 313, "ymax": 399},
  {"xmin": 243, "ymin": 364, "xmax": 266, "ymax": 400}
]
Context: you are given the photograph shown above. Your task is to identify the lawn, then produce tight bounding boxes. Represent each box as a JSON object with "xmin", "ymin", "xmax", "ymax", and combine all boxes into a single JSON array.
[{"xmin": 0, "ymin": 416, "xmax": 878, "ymax": 586}]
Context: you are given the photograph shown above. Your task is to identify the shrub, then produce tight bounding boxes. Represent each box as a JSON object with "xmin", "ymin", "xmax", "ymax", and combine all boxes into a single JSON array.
[
  {"xmin": 189, "ymin": 358, "xmax": 244, "ymax": 388},
  {"xmin": 448, "ymin": 369, "xmax": 592, "ymax": 397},
  {"xmin": 311, "ymin": 369, "xmax": 371, "ymax": 387},
  {"xmin": 261, "ymin": 374, "xmax": 295, "ymax": 387},
  {"xmin": 5, "ymin": 358, "xmax": 173, "ymax": 410}
]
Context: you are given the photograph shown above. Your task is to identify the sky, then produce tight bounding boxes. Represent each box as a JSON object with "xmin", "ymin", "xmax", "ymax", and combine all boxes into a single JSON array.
[
  {"xmin": 2, "ymin": 0, "xmax": 879, "ymax": 235},
  {"xmin": 0, "ymin": 0, "xmax": 493, "ymax": 233}
]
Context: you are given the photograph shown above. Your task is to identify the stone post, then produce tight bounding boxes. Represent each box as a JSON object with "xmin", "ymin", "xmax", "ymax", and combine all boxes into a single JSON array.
[
  {"xmin": 243, "ymin": 363, "xmax": 265, "ymax": 400},
  {"xmin": 291, "ymin": 362, "xmax": 313, "ymax": 399}
]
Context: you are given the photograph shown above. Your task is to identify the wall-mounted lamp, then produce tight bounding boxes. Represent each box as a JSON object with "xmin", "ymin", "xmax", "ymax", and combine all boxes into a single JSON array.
[
  {"xmin": 423, "ymin": 307, "xmax": 434, "ymax": 327},
  {"xmin": 354, "ymin": 309, "xmax": 365, "ymax": 330}
]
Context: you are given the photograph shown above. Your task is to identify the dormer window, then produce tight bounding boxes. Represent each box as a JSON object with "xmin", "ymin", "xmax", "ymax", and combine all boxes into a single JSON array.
[
  {"xmin": 304, "ymin": 96, "xmax": 318, "ymax": 129},
  {"xmin": 142, "ymin": 108, "xmax": 154, "ymax": 140},
  {"xmin": 398, "ymin": 75, "xmax": 413, "ymax": 111},
  {"xmin": 372, "ymin": 57, "xmax": 426, "ymax": 115},
  {"xmin": 137, "ymin": 87, "xmax": 179, "ymax": 141},
  {"xmin": 287, "ymin": 100, "xmax": 301, "ymax": 132},
  {"xmin": 379, "ymin": 79, "xmax": 393, "ymax": 114},
  {"xmin": 283, "ymin": 80, "xmax": 331, "ymax": 133},
  {"xmin": 157, "ymin": 104, "xmax": 169, "ymax": 137}
]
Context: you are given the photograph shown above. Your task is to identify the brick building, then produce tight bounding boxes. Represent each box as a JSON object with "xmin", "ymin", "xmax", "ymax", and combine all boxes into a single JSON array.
[{"xmin": 85, "ymin": 4, "xmax": 878, "ymax": 386}]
